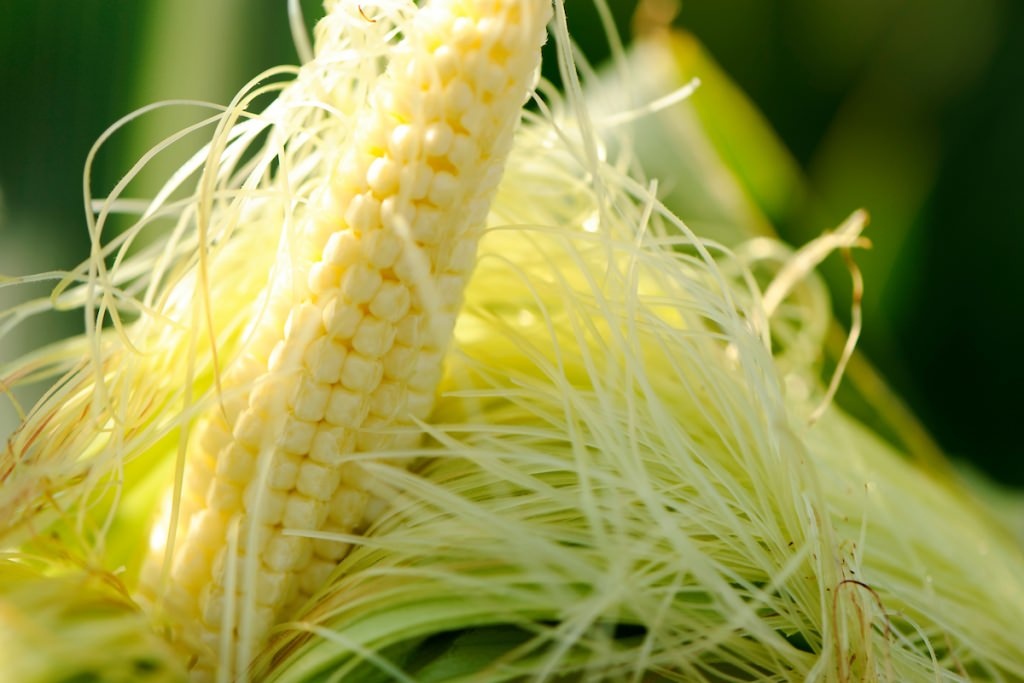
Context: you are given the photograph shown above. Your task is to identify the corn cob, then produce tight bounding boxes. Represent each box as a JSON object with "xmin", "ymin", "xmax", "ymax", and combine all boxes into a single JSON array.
[{"xmin": 140, "ymin": 0, "xmax": 552, "ymax": 675}]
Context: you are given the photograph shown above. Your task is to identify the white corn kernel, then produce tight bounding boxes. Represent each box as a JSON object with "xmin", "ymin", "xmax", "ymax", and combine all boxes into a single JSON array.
[
  {"xmin": 370, "ymin": 382, "xmax": 405, "ymax": 420},
  {"xmin": 329, "ymin": 488, "xmax": 369, "ymax": 530},
  {"xmin": 201, "ymin": 587, "xmax": 226, "ymax": 626},
  {"xmin": 388, "ymin": 124, "xmax": 421, "ymax": 161},
  {"xmin": 306, "ymin": 336, "xmax": 348, "ymax": 384},
  {"xmin": 233, "ymin": 408, "xmax": 266, "ymax": 449},
  {"xmin": 340, "ymin": 353, "xmax": 383, "ymax": 394},
  {"xmin": 408, "ymin": 204, "xmax": 443, "ymax": 245},
  {"xmin": 299, "ymin": 559, "xmax": 338, "ymax": 596},
  {"xmin": 367, "ymin": 157, "xmax": 400, "ymax": 197},
  {"xmin": 394, "ymin": 314, "xmax": 425, "ymax": 347},
  {"xmin": 383, "ymin": 344, "xmax": 418, "ymax": 380},
  {"xmin": 399, "ymin": 161, "xmax": 433, "ymax": 201},
  {"xmin": 248, "ymin": 606, "xmax": 277, "ymax": 641},
  {"xmin": 308, "ymin": 262, "xmax": 341, "ymax": 294},
  {"xmin": 424, "ymin": 121, "xmax": 454, "ymax": 157},
  {"xmin": 267, "ymin": 454, "xmax": 301, "ymax": 490},
  {"xmin": 245, "ymin": 487, "xmax": 287, "ymax": 526},
  {"xmin": 313, "ymin": 534, "xmax": 352, "ymax": 562},
  {"xmin": 340, "ymin": 263, "xmax": 383, "ymax": 304},
  {"xmin": 352, "ymin": 316, "xmax": 396, "ymax": 357},
  {"xmin": 281, "ymin": 418, "xmax": 317, "ymax": 455},
  {"xmin": 309, "ymin": 426, "xmax": 352, "ymax": 467},
  {"xmin": 216, "ymin": 443, "xmax": 256, "ymax": 483},
  {"xmin": 361, "ymin": 229, "xmax": 403, "ymax": 270},
  {"xmin": 338, "ymin": 461, "xmax": 371, "ymax": 488},
  {"xmin": 447, "ymin": 133, "xmax": 477, "ymax": 169},
  {"xmin": 255, "ymin": 570, "xmax": 290, "ymax": 607},
  {"xmin": 380, "ymin": 196, "xmax": 415, "ymax": 233},
  {"xmin": 264, "ymin": 535, "xmax": 311, "ymax": 572},
  {"xmin": 428, "ymin": 170, "xmax": 460, "ymax": 205},
  {"xmin": 207, "ymin": 480, "xmax": 243, "ymax": 512},
  {"xmin": 236, "ymin": 523, "xmax": 272, "ymax": 554},
  {"xmin": 325, "ymin": 387, "xmax": 369, "ymax": 428},
  {"xmin": 370, "ymin": 281, "xmax": 411, "ymax": 323},
  {"xmin": 284, "ymin": 303, "xmax": 322, "ymax": 341},
  {"xmin": 355, "ymin": 416, "xmax": 394, "ymax": 452},
  {"xmin": 291, "ymin": 376, "xmax": 331, "ymax": 422},
  {"xmin": 323, "ymin": 297, "xmax": 363, "ymax": 340},
  {"xmin": 296, "ymin": 461, "xmax": 342, "ymax": 501},
  {"xmin": 343, "ymin": 193, "xmax": 380, "ymax": 234},
  {"xmin": 323, "ymin": 230, "xmax": 361, "ymax": 267},
  {"xmin": 283, "ymin": 494, "xmax": 322, "ymax": 529}
]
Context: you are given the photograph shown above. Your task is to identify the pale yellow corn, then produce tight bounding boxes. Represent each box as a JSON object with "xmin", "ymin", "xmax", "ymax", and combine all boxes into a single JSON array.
[{"xmin": 139, "ymin": 0, "xmax": 552, "ymax": 676}]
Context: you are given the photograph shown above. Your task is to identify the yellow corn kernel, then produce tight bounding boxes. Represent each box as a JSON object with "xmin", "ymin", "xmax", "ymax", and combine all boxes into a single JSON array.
[{"xmin": 140, "ymin": 0, "xmax": 552, "ymax": 677}]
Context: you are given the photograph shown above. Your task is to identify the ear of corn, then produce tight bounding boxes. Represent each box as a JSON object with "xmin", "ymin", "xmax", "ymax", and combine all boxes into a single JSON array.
[
  {"xmin": 138, "ymin": 0, "xmax": 553, "ymax": 676},
  {"xmin": 4, "ymin": 0, "xmax": 1024, "ymax": 681}
]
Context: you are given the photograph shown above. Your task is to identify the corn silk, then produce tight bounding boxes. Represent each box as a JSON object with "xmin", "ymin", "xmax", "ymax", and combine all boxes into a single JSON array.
[{"xmin": 2, "ymin": 1, "xmax": 1023, "ymax": 682}]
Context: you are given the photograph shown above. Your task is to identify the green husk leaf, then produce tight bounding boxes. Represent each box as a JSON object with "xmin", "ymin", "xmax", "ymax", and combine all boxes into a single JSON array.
[{"xmin": 0, "ymin": 557, "xmax": 187, "ymax": 683}]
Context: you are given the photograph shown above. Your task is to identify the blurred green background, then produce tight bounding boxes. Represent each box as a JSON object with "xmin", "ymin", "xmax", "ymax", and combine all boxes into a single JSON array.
[{"xmin": 1, "ymin": 1, "xmax": 1021, "ymax": 484}]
